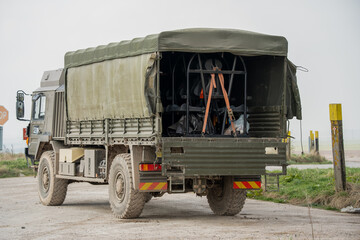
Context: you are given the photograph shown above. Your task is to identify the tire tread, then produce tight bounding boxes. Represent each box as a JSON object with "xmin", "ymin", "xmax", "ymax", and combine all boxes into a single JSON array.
[
  {"xmin": 109, "ymin": 153, "xmax": 145, "ymax": 219},
  {"xmin": 207, "ymin": 177, "xmax": 246, "ymax": 216},
  {"xmin": 38, "ymin": 151, "xmax": 68, "ymax": 206}
]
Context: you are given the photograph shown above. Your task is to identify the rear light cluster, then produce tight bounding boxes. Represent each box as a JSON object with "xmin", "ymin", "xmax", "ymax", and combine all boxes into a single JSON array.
[
  {"xmin": 23, "ymin": 128, "xmax": 29, "ymax": 145},
  {"xmin": 139, "ymin": 163, "xmax": 162, "ymax": 172}
]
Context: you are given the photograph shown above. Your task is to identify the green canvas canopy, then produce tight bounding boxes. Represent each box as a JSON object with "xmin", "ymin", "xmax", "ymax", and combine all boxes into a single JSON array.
[
  {"xmin": 64, "ymin": 28, "xmax": 288, "ymax": 68},
  {"xmin": 65, "ymin": 28, "xmax": 301, "ymax": 122}
]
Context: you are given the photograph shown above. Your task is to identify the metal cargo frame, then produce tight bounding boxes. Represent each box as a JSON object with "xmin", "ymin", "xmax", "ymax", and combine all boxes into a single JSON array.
[
  {"xmin": 185, "ymin": 53, "xmax": 247, "ymax": 136},
  {"xmin": 65, "ymin": 117, "xmax": 156, "ymax": 145}
]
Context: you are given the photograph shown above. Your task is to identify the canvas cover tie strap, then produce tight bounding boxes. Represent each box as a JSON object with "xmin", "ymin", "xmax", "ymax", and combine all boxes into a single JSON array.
[{"xmin": 202, "ymin": 68, "xmax": 236, "ymax": 136}]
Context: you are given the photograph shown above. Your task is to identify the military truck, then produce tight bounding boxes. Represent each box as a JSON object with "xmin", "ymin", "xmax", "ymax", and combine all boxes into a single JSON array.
[{"xmin": 16, "ymin": 28, "xmax": 301, "ymax": 219}]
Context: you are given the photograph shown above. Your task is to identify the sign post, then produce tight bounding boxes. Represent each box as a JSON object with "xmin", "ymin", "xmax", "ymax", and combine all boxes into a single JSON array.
[
  {"xmin": 0, "ymin": 126, "xmax": 3, "ymax": 151},
  {"xmin": 329, "ymin": 104, "xmax": 346, "ymax": 191}
]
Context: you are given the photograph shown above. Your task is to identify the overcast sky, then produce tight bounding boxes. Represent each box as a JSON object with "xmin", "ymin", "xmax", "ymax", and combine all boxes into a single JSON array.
[{"xmin": 0, "ymin": 0, "xmax": 359, "ymax": 152}]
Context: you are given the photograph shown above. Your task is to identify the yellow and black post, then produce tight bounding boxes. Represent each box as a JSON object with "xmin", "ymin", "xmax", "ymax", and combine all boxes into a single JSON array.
[
  {"xmin": 309, "ymin": 130, "xmax": 315, "ymax": 153},
  {"xmin": 285, "ymin": 131, "xmax": 291, "ymax": 160},
  {"xmin": 315, "ymin": 131, "xmax": 319, "ymax": 154},
  {"xmin": 329, "ymin": 104, "xmax": 346, "ymax": 191}
]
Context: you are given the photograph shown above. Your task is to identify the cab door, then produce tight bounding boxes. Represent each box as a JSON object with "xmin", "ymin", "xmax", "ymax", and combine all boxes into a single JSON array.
[{"xmin": 28, "ymin": 91, "xmax": 54, "ymax": 158}]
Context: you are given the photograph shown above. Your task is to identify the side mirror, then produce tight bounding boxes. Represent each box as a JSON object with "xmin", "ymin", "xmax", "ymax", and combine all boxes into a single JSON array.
[
  {"xmin": 16, "ymin": 91, "xmax": 29, "ymax": 121},
  {"xmin": 16, "ymin": 100, "xmax": 24, "ymax": 119},
  {"xmin": 16, "ymin": 92, "xmax": 25, "ymax": 119}
]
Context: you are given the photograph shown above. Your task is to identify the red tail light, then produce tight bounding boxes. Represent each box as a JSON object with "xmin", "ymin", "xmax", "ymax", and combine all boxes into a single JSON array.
[
  {"xmin": 139, "ymin": 163, "xmax": 162, "ymax": 172},
  {"xmin": 23, "ymin": 128, "xmax": 28, "ymax": 140}
]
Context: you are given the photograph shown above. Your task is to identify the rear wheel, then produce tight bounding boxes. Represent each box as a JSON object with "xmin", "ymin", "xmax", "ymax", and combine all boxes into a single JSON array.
[
  {"xmin": 108, "ymin": 154, "xmax": 146, "ymax": 219},
  {"xmin": 207, "ymin": 176, "xmax": 246, "ymax": 216},
  {"xmin": 144, "ymin": 193, "xmax": 153, "ymax": 203},
  {"xmin": 38, "ymin": 151, "xmax": 68, "ymax": 206}
]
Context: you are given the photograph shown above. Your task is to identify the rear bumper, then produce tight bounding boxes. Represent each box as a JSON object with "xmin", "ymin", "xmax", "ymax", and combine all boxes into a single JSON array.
[{"xmin": 162, "ymin": 137, "xmax": 287, "ymax": 177}]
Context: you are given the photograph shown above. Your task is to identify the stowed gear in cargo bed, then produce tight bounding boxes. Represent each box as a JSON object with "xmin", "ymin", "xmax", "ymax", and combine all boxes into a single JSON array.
[{"xmin": 159, "ymin": 52, "xmax": 286, "ymax": 138}]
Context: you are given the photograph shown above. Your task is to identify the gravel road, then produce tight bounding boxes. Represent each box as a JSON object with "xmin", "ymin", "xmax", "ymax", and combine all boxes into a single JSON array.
[{"xmin": 0, "ymin": 177, "xmax": 359, "ymax": 240}]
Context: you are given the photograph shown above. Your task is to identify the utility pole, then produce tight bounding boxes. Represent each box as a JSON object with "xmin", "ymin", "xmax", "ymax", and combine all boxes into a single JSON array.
[{"xmin": 329, "ymin": 104, "xmax": 346, "ymax": 191}]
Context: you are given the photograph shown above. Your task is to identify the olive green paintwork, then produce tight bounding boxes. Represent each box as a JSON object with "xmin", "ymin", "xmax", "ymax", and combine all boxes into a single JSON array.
[{"xmin": 162, "ymin": 137, "xmax": 287, "ymax": 176}]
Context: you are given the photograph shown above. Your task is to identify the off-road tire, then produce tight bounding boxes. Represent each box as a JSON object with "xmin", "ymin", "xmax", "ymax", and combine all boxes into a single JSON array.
[
  {"xmin": 38, "ymin": 151, "xmax": 68, "ymax": 206},
  {"xmin": 108, "ymin": 154, "xmax": 146, "ymax": 219},
  {"xmin": 207, "ymin": 176, "xmax": 246, "ymax": 216},
  {"xmin": 145, "ymin": 193, "xmax": 153, "ymax": 203}
]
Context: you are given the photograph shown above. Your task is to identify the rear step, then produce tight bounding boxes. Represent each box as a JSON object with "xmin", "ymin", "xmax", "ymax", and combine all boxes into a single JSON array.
[
  {"xmin": 264, "ymin": 174, "xmax": 280, "ymax": 192},
  {"xmin": 169, "ymin": 174, "xmax": 185, "ymax": 193},
  {"xmin": 264, "ymin": 164, "xmax": 287, "ymax": 192}
]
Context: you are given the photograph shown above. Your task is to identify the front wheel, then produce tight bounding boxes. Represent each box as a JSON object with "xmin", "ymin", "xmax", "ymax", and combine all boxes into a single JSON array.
[
  {"xmin": 108, "ymin": 154, "xmax": 146, "ymax": 219},
  {"xmin": 207, "ymin": 176, "xmax": 246, "ymax": 216},
  {"xmin": 38, "ymin": 151, "xmax": 68, "ymax": 206}
]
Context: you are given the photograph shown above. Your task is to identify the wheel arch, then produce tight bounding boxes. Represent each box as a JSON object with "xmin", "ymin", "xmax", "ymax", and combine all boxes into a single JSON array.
[
  {"xmin": 35, "ymin": 142, "xmax": 53, "ymax": 161},
  {"xmin": 130, "ymin": 145, "xmax": 156, "ymax": 190}
]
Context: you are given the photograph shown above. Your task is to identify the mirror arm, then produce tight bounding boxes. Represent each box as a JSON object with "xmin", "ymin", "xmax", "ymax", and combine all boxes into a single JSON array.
[
  {"xmin": 17, "ymin": 118, "xmax": 30, "ymax": 122},
  {"xmin": 17, "ymin": 90, "xmax": 31, "ymax": 96}
]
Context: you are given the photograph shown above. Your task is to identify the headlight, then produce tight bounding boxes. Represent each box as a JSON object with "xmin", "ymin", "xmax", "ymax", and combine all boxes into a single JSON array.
[{"xmin": 33, "ymin": 126, "xmax": 39, "ymax": 134}]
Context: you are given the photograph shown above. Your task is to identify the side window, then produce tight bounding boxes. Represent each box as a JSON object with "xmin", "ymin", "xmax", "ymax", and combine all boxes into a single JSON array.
[{"xmin": 32, "ymin": 95, "xmax": 46, "ymax": 120}]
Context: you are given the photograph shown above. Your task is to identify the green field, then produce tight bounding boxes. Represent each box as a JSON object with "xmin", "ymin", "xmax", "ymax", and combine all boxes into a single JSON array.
[
  {"xmin": 248, "ymin": 168, "xmax": 360, "ymax": 210},
  {"xmin": 0, "ymin": 153, "xmax": 34, "ymax": 178},
  {"xmin": 288, "ymin": 153, "xmax": 331, "ymax": 165}
]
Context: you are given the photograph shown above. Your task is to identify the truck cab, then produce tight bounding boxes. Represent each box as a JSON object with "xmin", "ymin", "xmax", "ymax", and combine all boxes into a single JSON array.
[{"xmin": 18, "ymin": 69, "xmax": 65, "ymax": 161}]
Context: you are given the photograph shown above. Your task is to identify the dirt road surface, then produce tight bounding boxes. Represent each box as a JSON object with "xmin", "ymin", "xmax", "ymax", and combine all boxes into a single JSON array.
[{"xmin": 0, "ymin": 177, "xmax": 359, "ymax": 240}]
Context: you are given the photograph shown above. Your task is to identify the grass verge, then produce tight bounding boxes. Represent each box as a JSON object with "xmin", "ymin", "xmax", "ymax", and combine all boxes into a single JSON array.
[
  {"xmin": 0, "ymin": 153, "xmax": 34, "ymax": 178},
  {"xmin": 288, "ymin": 153, "xmax": 332, "ymax": 165},
  {"xmin": 247, "ymin": 168, "xmax": 360, "ymax": 210}
]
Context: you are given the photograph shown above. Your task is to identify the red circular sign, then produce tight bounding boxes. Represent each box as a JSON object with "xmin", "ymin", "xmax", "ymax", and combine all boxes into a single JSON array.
[{"xmin": 0, "ymin": 105, "xmax": 9, "ymax": 125}]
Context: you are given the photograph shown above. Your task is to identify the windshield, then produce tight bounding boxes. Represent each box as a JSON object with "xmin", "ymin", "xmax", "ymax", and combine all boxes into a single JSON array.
[{"xmin": 32, "ymin": 95, "xmax": 46, "ymax": 120}]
